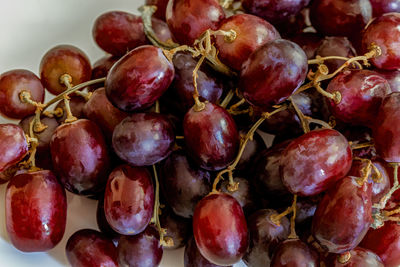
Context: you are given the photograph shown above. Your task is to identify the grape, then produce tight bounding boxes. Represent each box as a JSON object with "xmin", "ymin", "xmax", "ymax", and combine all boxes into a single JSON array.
[
  {"xmin": 152, "ymin": 17, "xmax": 173, "ymax": 42},
  {"xmin": 117, "ymin": 226, "xmax": 163, "ymax": 267},
  {"xmin": 83, "ymin": 88, "xmax": 128, "ymax": 140},
  {"xmin": 244, "ymin": 209, "xmax": 290, "ymax": 267},
  {"xmin": 280, "ymin": 129, "xmax": 352, "ymax": 196},
  {"xmin": 373, "ymin": 92, "xmax": 400, "ymax": 162},
  {"xmin": 325, "ymin": 247, "xmax": 384, "ymax": 267},
  {"xmin": 146, "ymin": 0, "xmax": 169, "ymax": 20},
  {"xmin": 310, "ymin": 0, "xmax": 372, "ymax": 38},
  {"xmin": 360, "ymin": 221, "xmax": 400, "ymax": 267},
  {"xmin": 239, "ymin": 39, "xmax": 308, "ymax": 109},
  {"xmin": 221, "ymin": 177, "xmax": 257, "ymax": 214},
  {"xmin": 370, "ymin": 0, "xmax": 400, "ymax": 17},
  {"xmin": 0, "ymin": 69, "xmax": 44, "ymax": 119},
  {"xmin": 105, "ymin": 45, "xmax": 174, "ymax": 112},
  {"xmin": 50, "ymin": 119, "xmax": 110, "ymax": 195},
  {"xmin": 66, "ymin": 229, "xmax": 118, "ymax": 267},
  {"xmin": 362, "ymin": 13, "xmax": 400, "ymax": 70},
  {"xmin": 104, "ymin": 164, "xmax": 154, "ymax": 235},
  {"xmin": 0, "ymin": 124, "xmax": 28, "ymax": 174},
  {"xmin": 172, "ymin": 52, "xmax": 224, "ymax": 111},
  {"xmin": 275, "ymin": 10, "xmax": 307, "ymax": 39},
  {"xmin": 89, "ymin": 55, "xmax": 119, "ymax": 91},
  {"xmin": 375, "ymin": 69, "xmax": 400, "ymax": 92},
  {"xmin": 54, "ymin": 95, "xmax": 86, "ymax": 123},
  {"xmin": 312, "ymin": 176, "xmax": 372, "ymax": 253},
  {"xmin": 160, "ymin": 207, "xmax": 191, "ymax": 249},
  {"xmin": 39, "ymin": 45, "xmax": 91, "ymax": 95},
  {"xmin": 160, "ymin": 151, "xmax": 211, "ymax": 218},
  {"xmin": 326, "ymin": 69, "xmax": 391, "ymax": 125},
  {"xmin": 185, "ymin": 237, "xmax": 229, "ymax": 267},
  {"xmin": 214, "ymin": 14, "xmax": 281, "ymax": 71},
  {"xmin": 6, "ymin": 170, "xmax": 67, "ymax": 252},
  {"xmin": 193, "ymin": 193, "xmax": 248, "ymax": 266},
  {"xmin": 270, "ymin": 239, "xmax": 319, "ymax": 267},
  {"xmin": 96, "ymin": 198, "xmax": 119, "ymax": 241},
  {"xmin": 183, "ymin": 102, "xmax": 239, "ymax": 171},
  {"xmin": 166, "ymin": 0, "xmax": 225, "ymax": 45},
  {"xmin": 291, "ymin": 32, "xmax": 323, "ymax": 60},
  {"xmin": 112, "ymin": 113, "xmax": 175, "ymax": 166},
  {"xmin": 235, "ymin": 130, "xmax": 266, "ymax": 171}
]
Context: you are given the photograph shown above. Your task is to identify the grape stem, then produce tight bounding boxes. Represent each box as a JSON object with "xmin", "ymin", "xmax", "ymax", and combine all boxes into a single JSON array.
[
  {"xmin": 374, "ymin": 163, "xmax": 400, "ymax": 210},
  {"xmin": 211, "ymin": 104, "xmax": 288, "ymax": 192},
  {"xmin": 350, "ymin": 141, "xmax": 375, "ymax": 150},
  {"xmin": 270, "ymin": 195, "xmax": 298, "ymax": 239},
  {"xmin": 289, "ymin": 97, "xmax": 310, "ymax": 133},
  {"xmin": 219, "ymin": 89, "xmax": 235, "ymax": 109},
  {"xmin": 338, "ymin": 251, "xmax": 352, "ymax": 264}
]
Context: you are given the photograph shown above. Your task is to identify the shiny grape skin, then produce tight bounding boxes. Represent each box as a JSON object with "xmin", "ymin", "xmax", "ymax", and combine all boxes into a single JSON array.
[
  {"xmin": 160, "ymin": 151, "xmax": 211, "ymax": 218},
  {"xmin": 183, "ymin": 102, "xmax": 239, "ymax": 171},
  {"xmin": 105, "ymin": 45, "xmax": 174, "ymax": 112},
  {"xmin": 83, "ymin": 88, "xmax": 128, "ymax": 140},
  {"xmin": 312, "ymin": 177, "xmax": 372, "ymax": 254},
  {"xmin": 172, "ymin": 52, "xmax": 224, "ymax": 112},
  {"xmin": 166, "ymin": 0, "xmax": 225, "ymax": 45},
  {"xmin": 360, "ymin": 221, "xmax": 400, "ymax": 267},
  {"xmin": 326, "ymin": 69, "xmax": 391, "ymax": 126},
  {"xmin": 50, "ymin": 119, "xmax": 110, "ymax": 195},
  {"xmin": 185, "ymin": 237, "xmax": 230, "ymax": 267},
  {"xmin": 280, "ymin": 129, "xmax": 353, "ymax": 196},
  {"xmin": 362, "ymin": 13, "xmax": 400, "ymax": 70},
  {"xmin": 316, "ymin": 36, "xmax": 357, "ymax": 72},
  {"xmin": 160, "ymin": 207, "xmax": 191, "ymax": 249},
  {"xmin": 89, "ymin": 55, "xmax": 119, "ymax": 91},
  {"xmin": 348, "ymin": 159, "xmax": 391, "ymax": 204},
  {"xmin": 214, "ymin": 14, "xmax": 281, "ymax": 71},
  {"xmin": 117, "ymin": 226, "xmax": 163, "ymax": 267},
  {"xmin": 325, "ymin": 247, "xmax": 384, "ymax": 267},
  {"xmin": 375, "ymin": 69, "xmax": 400, "ymax": 92},
  {"xmin": 242, "ymin": 0, "xmax": 309, "ymax": 25},
  {"xmin": 6, "ymin": 170, "xmax": 67, "ymax": 252},
  {"xmin": 239, "ymin": 39, "xmax": 308, "ymax": 110},
  {"xmin": 291, "ymin": 32, "xmax": 323, "ymax": 60},
  {"xmin": 146, "ymin": 0, "xmax": 169, "ymax": 20},
  {"xmin": 370, "ymin": 0, "xmax": 400, "ymax": 17},
  {"xmin": 55, "ymin": 95, "xmax": 86, "ymax": 123},
  {"xmin": 104, "ymin": 165, "xmax": 154, "ymax": 235},
  {"xmin": 112, "ymin": 113, "xmax": 175, "ymax": 166},
  {"xmin": 0, "ymin": 124, "xmax": 28, "ymax": 173},
  {"xmin": 244, "ymin": 209, "xmax": 290, "ymax": 267},
  {"xmin": 0, "ymin": 70, "xmax": 44, "ymax": 119},
  {"xmin": 39, "ymin": 45, "xmax": 91, "ymax": 95},
  {"xmin": 373, "ymin": 92, "xmax": 400, "ymax": 162},
  {"xmin": 310, "ymin": 0, "xmax": 372, "ymax": 38},
  {"xmin": 193, "ymin": 193, "xmax": 248, "ymax": 266},
  {"xmin": 270, "ymin": 239, "xmax": 319, "ymax": 267},
  {"xmin": 96, "ymin": 198, "xmax": 119, "ymax": 240},
  {"xmin": 93, "ymin": 11, "xmax": 147, "ymax": 56},
  {"xmin": 221, "ymin": 177, "xmax": 257, "ymax": 214},
  {"xmin": 66, "ymin": 229, "xmax": 118, "ymax": 267}
]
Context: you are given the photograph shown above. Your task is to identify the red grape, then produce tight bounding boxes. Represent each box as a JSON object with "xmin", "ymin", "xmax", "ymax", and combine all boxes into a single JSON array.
[
  {"xmin": 239, "ymin": 39, "xmax": 308, "ymax": 109},
  {"xmin": 112, "ymin": 113, "xmax": 175, "ymax": 166},
  {"xmin": 270, "ymin": 239, "xmax": 319, "ymax": 267},
  {"xmin": 326, "ymin": 69, "xmax": 391, "ymax": 125},
  {"xmin": 160, "ymin": 151, "xmax": 211, "ymax": 218},
  {"xmin": 183, "ymin": 102, "xmax": 239, "ymax": 171},
  {"xmin": 117, "ymin": 226, "xmax": 163, "ymax": 267},
  {"xmin": 193, "ymin": 193, "xmax": 248, "ymax": 266},
  {"xmin": 375, "ymin": 69, "xmax": 400, "ymax": 92},
  {"xmin": 0, "ymin": 70, "xmax": 44, "ymax": 119},
  {"xmin": 310, "ymin": 0, "xmax": 372, "ymax": 38},
  {"xmin": 291, "ymin": 32, "xmax": 323, "ymax": 60},
  {"xmin": 362, "ymin": 13, "xmax": 400, "ymax": 70},
  {"xmin": 6, "ymin": 170, "xmax": 67, "ymax": 252},
  {"xmin": 215, "ymin": 14, "xmax": 281, "ymax": 71},
  {"xmin": 325, "ymin": 247, "xmax": 384, "ymax": 267},
  {"xmin": 89, "ymin": 55, "xmax": 119, "ymax": 91},
  {"xmin": 0, "ymin": 124, "xmax": 28, "ymax": 174},
  {"xmin": 360, "ymin": 221, "xmax": 400, "ymax": 267},
  {"xmin": 166, "ymin": 0, "xmax": 225, "ymax": 45},
  {"xmin": 185, "ymin": 236, "xmax": 228, "ymax": 267},
  {"xmin": 235, "ymin": 130, "xmax": 266, "ymax": 171},
  {"xmin": 280, "ymin": 129, "xmax": 352, "ymax": 196},
  {"xmin": 50, "ymin": 119, "xmax": 110, "ymax": 195},
  {"xmin": 96, "ymin": 198, "xmax": 119, "ymax": 240},
  {"xmin": 66, "ymin": 229, "xmax": 118, "ymax": 267},
  {"xmin": 220, "ymin": 177, "xmax": 257, "ymax": 214},
  {"xmin": 39, "ymin": 45, "xmax": 91, "ymax": 95},
  {"xmin": 146, "ymin": 0, "xmax": 169, "ymax": 20},
  {"xmin": 105, "ymin": 45, "xmax": 174, "ymax": 112},
  {"xmin": 312, "ymin": 176, "xmax": 372, "ymax": 253},
  {"xmin": 370, "ymin": 0, "xmax": 400, "ymax": 17},
  {"xmin": 104, "ymin": 164, "xmax": 154, "ymax": 235},
  {"xmin": 54, "ymin": 95, "xmax": 86, "ymax": 123},
  {"xmin": 160, "ymin": 207, "xmax": 191, "ymax": 249}
]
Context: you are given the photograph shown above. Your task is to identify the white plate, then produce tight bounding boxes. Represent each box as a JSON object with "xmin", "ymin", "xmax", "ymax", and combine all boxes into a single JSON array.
[{"xmin": 0, "ymin": 0, "xmax": 247, "ymax": 266}]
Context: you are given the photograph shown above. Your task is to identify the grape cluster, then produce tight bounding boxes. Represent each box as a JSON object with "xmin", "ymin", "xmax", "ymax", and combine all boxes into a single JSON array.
[{"xmin": 1, "ymin": 0, "xmax": 400, "ymax": 266}]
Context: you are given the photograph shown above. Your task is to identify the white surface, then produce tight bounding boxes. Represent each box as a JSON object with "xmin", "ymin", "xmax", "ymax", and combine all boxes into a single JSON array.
[{"xmin": 0, "ymin": 0, "xmax": 247, "ymax": 266}]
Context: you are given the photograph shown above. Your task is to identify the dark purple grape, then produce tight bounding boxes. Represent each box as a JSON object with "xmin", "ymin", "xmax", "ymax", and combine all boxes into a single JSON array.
[
  {"xmin": 185, "ymin": 236, "xmax": 229, "ymax": 267},
  {"xmin": 221, "ymin": 177, "xmax": 257, "ymax": 214},
  {"xmin": 105, "ymin": 45, "xmax": 174, "ymax": 112},
  {"xmin": 0, "ymin": 69, "xmax": 45, "ymax": 119},
  {"xmin": 183, "ymin": 102, "xmax": 239, "ymax": 171},
  {"xmin": 244, "ymin": 209, "xmax": 290, "ymax": 267},
  {"xmin": 66, "ymin": 229, "xmax": 118, "ymax": 267},
  {"xmin": 240, "ymin": 39, "xmax": 308, "ymax": 109},
  {"xmin": 291, "ymin": 32, "xmax": 323, "ymax": 60},
  {"xmin": 370, "ymin": 0, "xmax": 400, "ymax": 17},
  {"xmin": 235, "ymin": 130, "xmax": 266, "ymax": 171},
  {"xmin": 96, "ymin": 198, "xmax": 119, "ymax": 240},
  {"xmin": 104, "ymin": 165, "xmax": 154, "ymax": 235},
  {"xmin": 160, "ymin": 151, "xmax": 211, "ymax": 218},
  {"xmin": 112, "ymin": 113, "xmax": 174, "ymax": 166},
  {"xmin": 89, "ymin": 55, "xmax": 119, "ymax": 91},
  {"xmin": 117, "ymin": 226, "xmax": 163, "ymax": 267},
  {"xmin": 271, "ymin": 239, "xmax": 319, "ymax": 267},
  {"xmin": 160, "ymin": 207, "xmax": 191, "ymax": 249}
]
